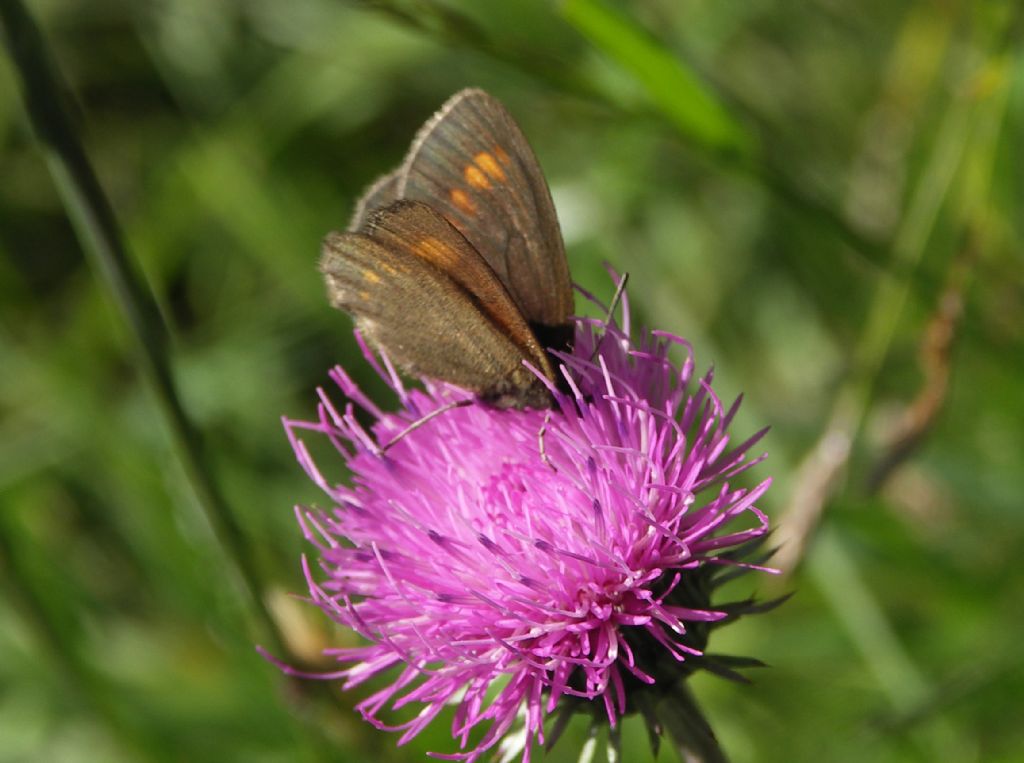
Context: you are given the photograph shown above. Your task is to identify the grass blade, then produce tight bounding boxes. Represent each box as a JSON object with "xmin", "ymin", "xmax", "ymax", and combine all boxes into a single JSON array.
[
  {"xmin": 561, "ymin": 0, "xmax": 753, "ymax": 157},
  {"xmin": 0, "ymin": 0, "xmax": 285, "ymax": 657}
]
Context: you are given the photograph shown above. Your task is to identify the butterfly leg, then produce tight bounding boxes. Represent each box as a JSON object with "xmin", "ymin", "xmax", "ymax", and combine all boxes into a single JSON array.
[
  {"xmin": 538, "ymin": 410, "xmax": 557, "ymax": 472},
  {"xmin": 382, "ymin": 399, "xmax": 474, "ymax": 453}
]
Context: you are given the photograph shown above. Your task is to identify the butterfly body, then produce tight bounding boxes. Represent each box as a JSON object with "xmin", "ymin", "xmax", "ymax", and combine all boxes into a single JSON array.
[{"xmin": 320, "ymin": 89, "xmax": 573, "ymax": 409}]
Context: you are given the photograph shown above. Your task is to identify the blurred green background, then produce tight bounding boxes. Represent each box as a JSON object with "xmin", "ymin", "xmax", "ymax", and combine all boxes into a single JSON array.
[{"xmin": 1, "ymin": 1, "xmax": 1022, "ymax": 761}]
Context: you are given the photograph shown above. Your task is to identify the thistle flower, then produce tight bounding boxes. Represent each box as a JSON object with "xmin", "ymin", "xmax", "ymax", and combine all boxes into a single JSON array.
[{"xmin": 281, "ymin": 290, "xmax": 776, "ymax": 762}]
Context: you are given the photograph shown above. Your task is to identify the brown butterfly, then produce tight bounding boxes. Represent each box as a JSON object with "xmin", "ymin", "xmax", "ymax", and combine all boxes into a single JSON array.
[{"xmin": 320, "ymin": 89, "xmax": 574, "ymax": 409}]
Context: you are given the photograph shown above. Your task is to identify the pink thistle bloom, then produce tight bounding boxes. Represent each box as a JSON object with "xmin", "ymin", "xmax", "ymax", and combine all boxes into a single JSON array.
[{"xmin": 281, "ymin": 291, "xmax": 777, "ymax": 762}]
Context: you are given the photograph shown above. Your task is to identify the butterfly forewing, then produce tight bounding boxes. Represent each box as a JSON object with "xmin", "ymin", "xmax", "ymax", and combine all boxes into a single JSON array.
[
  {"xmin": 396, "ymin": 89, "xmax": 574, "ymax": 332},
  {"xmin": 321, "ymin": 208, "xmax": 553, "ymax": 409}
]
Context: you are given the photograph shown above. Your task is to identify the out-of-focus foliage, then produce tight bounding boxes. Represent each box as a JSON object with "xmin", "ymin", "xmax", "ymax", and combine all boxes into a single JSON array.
[{"xmin": 1, "ymin": 1, "xmax": 1021, "ymax": 761}]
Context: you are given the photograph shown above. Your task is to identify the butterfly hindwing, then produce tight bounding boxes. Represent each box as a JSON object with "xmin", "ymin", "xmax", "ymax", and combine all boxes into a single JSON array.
[
  {"xmin": 348, "ymin": 169, "xmax": 401, "ymax": 231},
  {"xmin": 321, "ymin": 202, "xmax": 553, "ymax": 408}
]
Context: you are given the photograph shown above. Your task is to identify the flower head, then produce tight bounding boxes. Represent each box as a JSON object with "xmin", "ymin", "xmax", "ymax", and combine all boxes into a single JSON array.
[{"xmin": 282, "ymin": 291, "xmax": 775, "ymax": 761}]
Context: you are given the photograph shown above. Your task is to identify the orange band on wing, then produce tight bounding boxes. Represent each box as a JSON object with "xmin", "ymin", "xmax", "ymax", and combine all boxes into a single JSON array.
[
  {"xmin": 413, "ymin": 236, "xmax": 460, "ymax": 269},
  {"xmin": 464, "ymin": 165, "xmax": 490, "ymax": 189},
  {"xmin": 449, "ymin": 188, "xmax": 477, "ymax": 215},
  {"xmin": 492, "ymin": 145, "xmax": 511, "ymax": 165},
  {"xmin": 473, "ymin": 151, "xmax": 507, "ymax": 182}
]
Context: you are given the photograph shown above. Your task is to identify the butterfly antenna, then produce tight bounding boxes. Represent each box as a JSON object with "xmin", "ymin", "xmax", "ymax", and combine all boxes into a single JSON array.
[
  {"xmin": 590, "ymin": 271, "xmax": 630, "ymax": 363},
  {"xmin": 381, "ymin": 398, "xmax": 474, "ymax": 453}
]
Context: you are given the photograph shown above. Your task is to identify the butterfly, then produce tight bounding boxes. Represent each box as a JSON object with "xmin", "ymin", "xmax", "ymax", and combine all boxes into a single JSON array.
[{"xmin": 320, "ymin": 89, "xmax": 573, "ymax": 410}]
